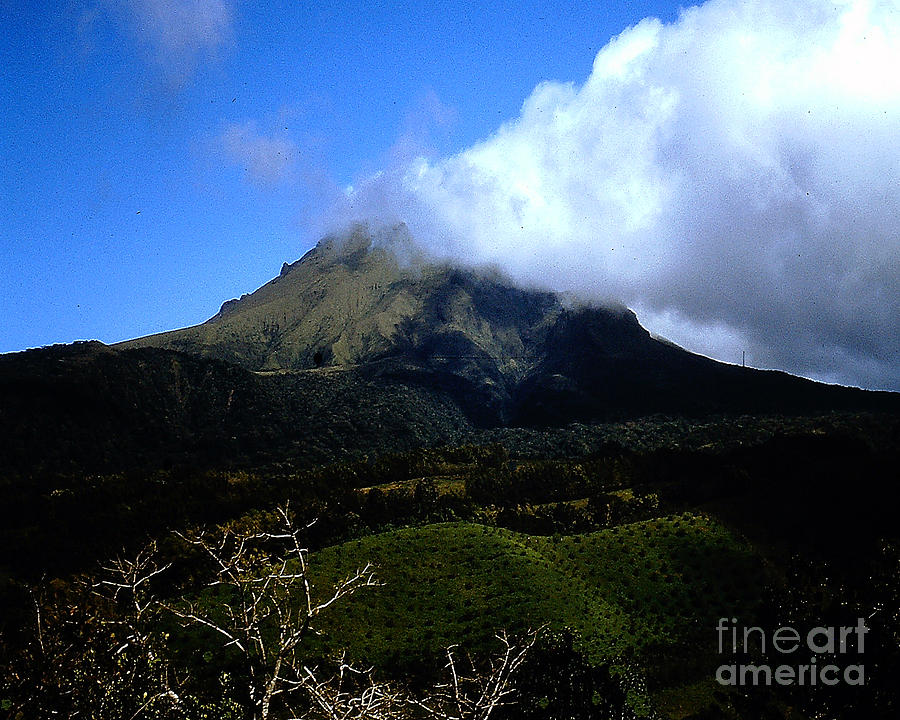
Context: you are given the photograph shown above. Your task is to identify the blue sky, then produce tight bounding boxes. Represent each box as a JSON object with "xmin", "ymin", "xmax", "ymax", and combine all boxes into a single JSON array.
[
  {"xmin": 2, "ymin": 1, "xmax": 898, "ymax": 391},
  {"xmin": 1, "ymin": 0, "xmax": 680, "ymax": 349}
]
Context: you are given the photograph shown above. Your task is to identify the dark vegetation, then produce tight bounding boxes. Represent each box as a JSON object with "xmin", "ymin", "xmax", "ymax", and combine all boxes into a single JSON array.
[
  {"xmin": 1, "ymin": 387, "xmax": 898, "ymax": 717},
  {"xmin": 0, "ymin": 341, "xmax": 472, "ymax": 478},
  {"xmin": 2, "ymin": 235, "xmax": 899, "ymax": 717}
]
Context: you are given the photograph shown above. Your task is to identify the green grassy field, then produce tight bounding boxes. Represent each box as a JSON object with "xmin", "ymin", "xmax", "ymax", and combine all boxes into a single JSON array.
[{"xmin": 308, "ymin": 514, "xmax": 766, "ymax": 713}]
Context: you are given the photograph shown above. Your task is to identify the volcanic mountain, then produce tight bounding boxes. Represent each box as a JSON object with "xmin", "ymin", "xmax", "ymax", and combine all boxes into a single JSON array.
[
  {"xmin": 2, "ymin": 223, "xmax": 898, "ymax": 477},
  {"xmin": 119, "ymin": 224, "xmax": 896, "ymax": 427}
]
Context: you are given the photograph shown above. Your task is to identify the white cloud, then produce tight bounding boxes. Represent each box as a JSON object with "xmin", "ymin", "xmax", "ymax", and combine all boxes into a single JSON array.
[
  {"xmin": 334, "ymin": 0, "xmax": 900, "ymax": 391},
  {"xmin": 222, "ymin": 122, "xmax": 298, "ymax": 186},
  {"xmin": 389, "ymin": 89, "xmax": 459, "ymax": 165},
  {"xmin": 122, "ymin": 0, "xmax": 232, "ymax": 78}
]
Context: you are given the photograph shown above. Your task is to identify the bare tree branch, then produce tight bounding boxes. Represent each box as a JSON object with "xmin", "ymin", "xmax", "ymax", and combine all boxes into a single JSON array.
[
  {"xmin": 162, "ymin": 505, "xmax": 383, "ymax": 719},
  {"xmin": 411, "ymin": 628, "xmax": 543, "ymax": 720},
  {"xmin": 5, "ymin": 505, "xmax": 542, "ymax": 720}
]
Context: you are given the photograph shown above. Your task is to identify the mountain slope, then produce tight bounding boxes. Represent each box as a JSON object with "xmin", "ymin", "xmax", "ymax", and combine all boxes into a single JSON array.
[
  {"xmin": 120, "ymin": 225, "xmax": 559, "ymax": 375},
  {"xmin": 3, "ymin": 225, "xmax": 894, "ymax": 476},
  {"xmin": 119, "ymin": 224, "xmax": 900, "ymax": 426},
  {"xmin": 510, "ymin": 305, "xmax": 894, "ymax": 425},
  {"xmin": 0, "ymin": 341, "xmax": 471, "ymax": 476}
]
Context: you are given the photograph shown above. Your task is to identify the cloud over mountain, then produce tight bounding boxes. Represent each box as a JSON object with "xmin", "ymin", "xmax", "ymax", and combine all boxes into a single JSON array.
[{"xmin": 334, "ymin": 0, "xmax": 900, "ymax": 391}]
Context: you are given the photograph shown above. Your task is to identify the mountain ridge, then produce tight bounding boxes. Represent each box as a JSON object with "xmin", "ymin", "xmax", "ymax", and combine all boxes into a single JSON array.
[
  {"xmin": 116, "ymin": 225, "xmax": 899, "ymax": 427},
  {"xmin": 119, "ymin": 224, "xmax": 571, "ymax": 376},
  {"xmin": 2, "ymin": 218, "xmax": 898, "ymax": 476}
]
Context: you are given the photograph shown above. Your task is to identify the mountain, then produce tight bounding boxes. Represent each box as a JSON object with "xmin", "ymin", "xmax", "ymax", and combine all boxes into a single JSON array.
[
  {"xmin": 4, "ymin": 228, "xmax": 900, "ymax": 720},
  {"xmin": 3, "ymin": 224, "xmax": 897, "ymax": 477},
  {"xmin": 119, "ymin": 223, "xmax": 899, "ymax": 426},
  {"xmin": 120, "ymin": 224, "xmax": 560, "ymax": 375}
]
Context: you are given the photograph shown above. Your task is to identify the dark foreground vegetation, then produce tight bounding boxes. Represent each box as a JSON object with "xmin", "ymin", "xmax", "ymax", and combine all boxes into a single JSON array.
[
  {"xmin": 5, "ymin": 232, "xmax": 899, "ymax": 718},
  {"xmin": 2, "ymin": 407, "xmax": 898, "ymax": 719}
]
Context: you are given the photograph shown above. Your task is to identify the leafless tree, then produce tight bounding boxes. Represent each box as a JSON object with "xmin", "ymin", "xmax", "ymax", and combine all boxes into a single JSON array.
[
  {"xmin": 3, "ymin": 507, "xmax": 540, "ymax": 720},
  {"xmin": 295, "ymin": 629, "xmax": 541, "ymax": 720},
  {"xmin": 91, "ymin": 540, "xmax": 184, "ymax": 718},
  {"xmin": 163, "ymin": 506, "xmax": 541, "ymax": 720},
  {"xmin": 0, "ymin": 581, "xmax": 83, "ymax": 718},
  {"xmin": 410, "ymin": 629, "xmax": 541, "ymax": 720},
  {"xmin": 2, "ymin": 547, "xmax": 184, "ymax": 720},
  {"xmin": 297, "ymin": 653, "xmax": 409, "ymax": 720},
  {"xmin": 163, "ymin": 506, "xmax": 380, "ymax": 720}
]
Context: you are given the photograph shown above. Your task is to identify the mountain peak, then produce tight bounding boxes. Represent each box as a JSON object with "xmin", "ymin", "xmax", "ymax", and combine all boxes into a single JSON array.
[
  {"xmin": 117, "ymin": 226, "xmax": 896, "ymax": 426},
  {"xmin": 123, "ymin": 226, "xmax": 558, "ymax": 370}
]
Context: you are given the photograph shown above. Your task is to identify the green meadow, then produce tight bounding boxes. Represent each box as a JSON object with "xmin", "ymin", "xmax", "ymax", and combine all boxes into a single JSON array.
[{"xmin": 309, "ymin": 515, "xmax": 765, "ymax": 712}]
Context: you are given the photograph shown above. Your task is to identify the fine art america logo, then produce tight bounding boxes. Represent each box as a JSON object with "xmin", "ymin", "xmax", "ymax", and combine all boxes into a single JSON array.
[{"xmin": 715, "ymin": 617, "xmax": 868, "ymax": 686}]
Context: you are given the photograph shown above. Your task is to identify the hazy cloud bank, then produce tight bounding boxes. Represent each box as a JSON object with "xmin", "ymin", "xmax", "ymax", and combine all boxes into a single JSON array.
[{"xmin": 334, "ymin": 0, "xmax": 900, "ymax": 390}]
